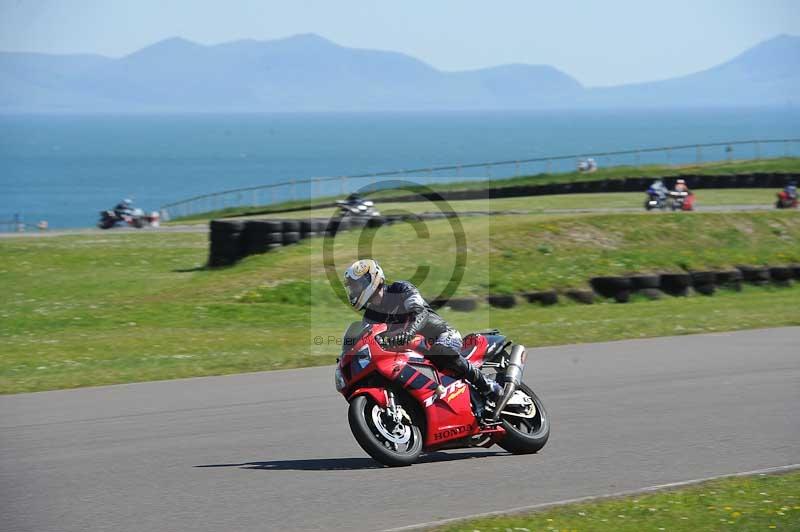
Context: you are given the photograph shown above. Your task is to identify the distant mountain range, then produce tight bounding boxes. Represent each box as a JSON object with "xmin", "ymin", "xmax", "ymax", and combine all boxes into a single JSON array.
[{"xmin": 1, "ymin": 33, "xmax": 798, "ymax": 112}]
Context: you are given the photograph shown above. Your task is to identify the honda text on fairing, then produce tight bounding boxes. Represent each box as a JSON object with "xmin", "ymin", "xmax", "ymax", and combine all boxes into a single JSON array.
[{"xmin": 334, "ymin": 322, "xmax": 550, "ymax": 466}]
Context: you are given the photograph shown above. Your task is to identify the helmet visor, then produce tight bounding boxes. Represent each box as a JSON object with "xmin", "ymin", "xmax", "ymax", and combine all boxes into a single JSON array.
[{"xmin": 344, "ymin": 273, "xmax": 372, "ymax": 306}]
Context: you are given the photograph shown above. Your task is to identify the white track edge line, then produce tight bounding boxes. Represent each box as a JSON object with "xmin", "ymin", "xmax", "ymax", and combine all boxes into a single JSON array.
[{"xmin": 382, "ymin": 463, "xmax": 800, "ymax": 531}]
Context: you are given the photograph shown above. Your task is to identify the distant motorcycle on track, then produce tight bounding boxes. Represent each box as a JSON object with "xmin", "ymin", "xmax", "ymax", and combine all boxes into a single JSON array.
[
  {"xmin": 336, "ymin": 194, "xmax": 381, "ymax": 218},
  {"xmin": 335, "ymin": 322, "xmax": 550, "ymax": 466},
  {"xmin": 669, "ymin": 190, "xmax": 695, "ymax": 211},
  {"xmin": 97, "ymin": 208, "xmax": 150, "ymax": 229},
  {"xmin": 645, "ymin": 187, "xmax": 668, "ymax": 210},
  {"xmin": 775, "ymin": 189, "xmax": 798, "ymax": 209}
]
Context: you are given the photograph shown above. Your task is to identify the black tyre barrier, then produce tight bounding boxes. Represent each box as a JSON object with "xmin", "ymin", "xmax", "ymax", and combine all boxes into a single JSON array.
[
  {"xmin": 207, "ymin": 253, "xmax": 238, "ymax": 268},
  {"xmin": 300, "ymin": 220, "xmax": 321, "ymax": 234},
  {"xmin": 523, "ymin": 290, "xmax": 559, "ymax": 306},
  {"xmin": 630, "ymin": 274, "xmax": 661, "ymax": 290},
  {"xmin": 209, "ymin": 230, "xmax": 243, "ymax": 245},
  {"xmin": 208, "ymin": 238, "xmax": 244, "ymax": 267},
  {"xmin": 367, "ymin": 216, "xmax": 387, "ymax": 228},
  {"xmin": 613, "ymin": 289, "xmax": 632, "ymax": 303},
  {"xmin": 769, "ymin": 266, "xmax": 793, "ymax": 286},
  {"xmin": 282, "ymin": 231, "xmax": 301, "ymax": 245},
  {"xmin": 691, "ymin": 269, "xmax": 716, "ymax": 296},
  {"xmin": 243, "ymin": 220, "xmax": 284, "ymax": 254},
  {"xmin": 737, "ymin": 265, "xmax": 770, "ymax": 285},
  {"xmin": 564, "ymin": 289, "xmax": 594, "ymax": 304},
  {"xmin": 638, "ymin": 288, "xmax": 663, "ymax": 300},
  {"xmin": 246, "ymin": 219, "xmax": 283, "ymax": 233},
  {"xmin": 282, "ymin": 220, "xmax": 301, "ymax": 233},
  {"xmin": 487, "ymin": 294, "xmax": 517, "ymax": 309},
  {"xmin": 210, "ymin": 220, "xmax": 246, "ymax": 234},
  {"xmin": 245, "ymin": 231, "xmax": 283, "ymax": 254},
  {"xmin": 694, "ymin": 283, "xmax": 716, "ymax": 296},
  {"xmin": 325, "ymin": 219, "xmax": 351, "ymax": 235},
  {"xmin": 349, "ymin": 217, "xmax": 369, "ymax": 229},
  {"xmin": 689, "ymin": 271, "xmax": 716, "ymax": 286},
  {"xmin": 383, "ymin": 215, "xmax": 405, "ymax": 224},
  {"xmin": 447, "ymin": 297, "xmax": 478, "ymax": 312},
  {"xmin": 714, "ymin": 270, "xmax": 743, "ymax": 291},
  {"xmin": 660, "ymin": 273, "xmax": 692, "ymax": 296},
  {"xmin": 266, "ymin": 243, "xmax": 283, "ymax": 252},
  {"xmin": 606, "ymin": 179, "xmax": 625, "ymax": 192},
  {"xmin": 589, "ymin": 276, "xmax": 633, "ymax": 299},
  {"xmin": 428, "ymin": 298, "xmax": 447, "ymax": 310},
  {"xmin": 791, "ymin": 265, "xmax": 800, "ymax": 280}
]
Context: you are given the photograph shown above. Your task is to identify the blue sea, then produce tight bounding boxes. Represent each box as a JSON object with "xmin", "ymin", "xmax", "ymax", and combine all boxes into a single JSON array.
[{"xmin": 2, "ymin": 109, "xmax": 799, "ymax": 228}]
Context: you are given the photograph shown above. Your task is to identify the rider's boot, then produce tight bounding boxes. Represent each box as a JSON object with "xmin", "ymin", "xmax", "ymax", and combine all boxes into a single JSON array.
[{"xmin": 454, "ymin": 356, "xmax": 502, "ymax": 401}]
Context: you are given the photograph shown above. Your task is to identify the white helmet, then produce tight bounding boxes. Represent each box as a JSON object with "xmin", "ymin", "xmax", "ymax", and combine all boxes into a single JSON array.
[{"xmin": 343, "ymin": 259, "xmax": 385, "ymax": 310}]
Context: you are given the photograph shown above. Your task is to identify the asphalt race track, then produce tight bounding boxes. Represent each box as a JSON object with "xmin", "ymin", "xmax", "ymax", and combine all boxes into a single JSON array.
[{"xmin": 1, "ymin": 328, "xmax": 798, "ymax": 532}]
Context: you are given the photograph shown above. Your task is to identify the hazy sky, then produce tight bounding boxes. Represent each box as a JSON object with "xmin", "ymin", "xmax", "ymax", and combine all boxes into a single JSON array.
[{"xmin": 1, "ymin": 0, "xmax": 798, "ymax": 86}]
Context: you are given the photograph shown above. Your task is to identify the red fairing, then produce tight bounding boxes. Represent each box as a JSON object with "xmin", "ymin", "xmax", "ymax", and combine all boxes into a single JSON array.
[
  {"xmin": 337, "ymin": 323, "xmax": 503, "ymax": 449},
  {"xmin": 683, "ymin": 193, "xmax": 696, "ymax": 211},
  {"xmin": 347, "ymin": 387, "xmax": 387, "ymax": 408}
]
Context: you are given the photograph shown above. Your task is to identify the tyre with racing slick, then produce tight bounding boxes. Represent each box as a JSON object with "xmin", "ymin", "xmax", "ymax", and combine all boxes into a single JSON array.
[
  {"xmin": 348, "ymin": 394, "xmax": 423, "ymax": 467},
  {"xmin": 496, "ymin": 382, "xmax": 550, "ymax": 454}
]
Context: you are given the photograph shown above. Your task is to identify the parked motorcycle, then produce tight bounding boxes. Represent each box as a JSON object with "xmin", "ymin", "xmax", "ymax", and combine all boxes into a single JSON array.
[
  {"xmin": 97, "ymin": 208, "xmax": 149, "ymax": 229},
  {"xmin": 669, "ymin": 191, "xmax": 695, "ymax": 211},
  {"xmin": 335, "ymin": 322, "xmax": 550, "ymax": 466},
  {"xmin": 776, "ymin": 190, "xmax": 798, "ymax": 209},
  {"xmin": 336, "ymin": 195, "xmax": 380, "ymax": 217}
]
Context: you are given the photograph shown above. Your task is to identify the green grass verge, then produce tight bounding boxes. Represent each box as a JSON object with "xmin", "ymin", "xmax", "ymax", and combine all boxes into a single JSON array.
[
  {"xmin": 169, "ymin": 157, "xmax": 800, "ymax": 222},
  {"xmin": 1, "ymin": 211, "xmax": 799, "ymax": 393},
  {"xmin": 432, "ymin": 470, "xmax": 800, "ymax": 531}
]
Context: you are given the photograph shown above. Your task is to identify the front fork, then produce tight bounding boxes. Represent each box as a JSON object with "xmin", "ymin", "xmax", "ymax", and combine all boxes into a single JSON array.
[{"xmin": 384, "ymin": 390, "xmax": 412, "ymax": 426}]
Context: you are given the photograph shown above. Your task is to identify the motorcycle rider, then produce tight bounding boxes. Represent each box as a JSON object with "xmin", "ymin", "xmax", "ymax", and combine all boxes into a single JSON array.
[
  {"xmin": 343, "ymin": 259, "xmax": 502, "ymax": 402},
  {"xmin": 785, "ymin": 181, "xmax": 798, "ymax": 200},
  {"xmin": 674, "ymin": 179, "xmax": 690, "ymax": 194},
  {"xmin": 649, "ymin": 179, "xmax": 668, "ymax": 200},
  {"xmin": 114, "ymin": 198, "xmax": 134, "ymax": 218}
]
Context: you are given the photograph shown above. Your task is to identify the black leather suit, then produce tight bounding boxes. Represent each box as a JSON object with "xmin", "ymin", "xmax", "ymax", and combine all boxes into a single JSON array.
[{"xmin": 363, "ymin": 281, "xmax": 492, "ymax": 393}]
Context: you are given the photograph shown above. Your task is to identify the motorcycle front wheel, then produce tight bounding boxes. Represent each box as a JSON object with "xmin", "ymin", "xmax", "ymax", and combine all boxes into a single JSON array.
[
  {"xmin": 497, "ymin": 382, "xmax": 550, "ymax": 454},
  {"xmin": 348, "ymin": 394, "xmax": 423, "ymax": 467}
]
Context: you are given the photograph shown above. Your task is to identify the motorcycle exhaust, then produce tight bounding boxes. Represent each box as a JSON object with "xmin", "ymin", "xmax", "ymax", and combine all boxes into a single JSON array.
[{"xmin": 490, "ymin": 344, "xmax": 526, "ymax": 421}]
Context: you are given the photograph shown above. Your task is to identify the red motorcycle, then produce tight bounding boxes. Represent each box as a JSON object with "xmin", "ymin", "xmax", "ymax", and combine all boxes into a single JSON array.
[
  {"xmin": 669, "ymin": 190, "xmax": 695, "ymax": 211},
  {"xmin": 335, "ymin": 322, "xmax": 550, "ymax": 466},
  {"xmin": 776, "ymin": 190, "xmax": 798, "ymax": 209}
]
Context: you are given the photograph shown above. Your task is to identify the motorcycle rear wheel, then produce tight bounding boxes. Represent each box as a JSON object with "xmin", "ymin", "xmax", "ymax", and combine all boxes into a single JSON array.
[
  {"xmin": 348, "ymin": 394, "xmax": 422, "ymax": 467},
  {"xmin": 497, "ymin": 382, "xmax": 550, "ymax": 454}
]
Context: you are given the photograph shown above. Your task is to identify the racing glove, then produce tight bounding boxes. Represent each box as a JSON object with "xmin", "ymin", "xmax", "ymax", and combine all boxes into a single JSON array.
[{"xmin": 380, "ymin": 331, "xmax": 412, "ymax": 347}]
